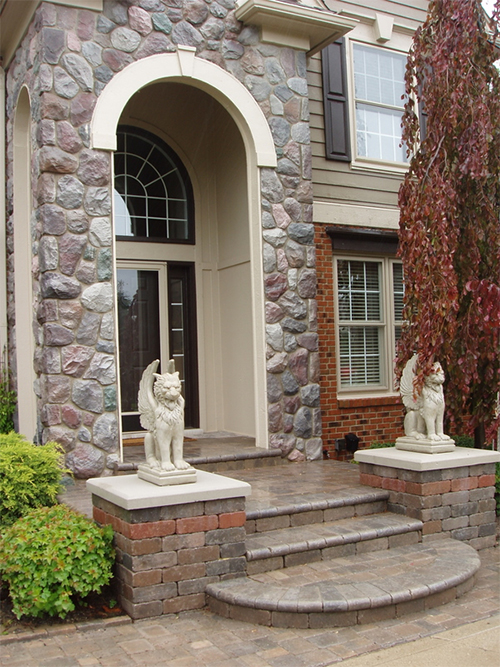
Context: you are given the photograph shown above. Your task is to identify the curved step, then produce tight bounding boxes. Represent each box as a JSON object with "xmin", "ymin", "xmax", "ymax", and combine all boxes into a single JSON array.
[
  {"xmin": 246, "ymin": 488, "xmax": 389, "ymax": 522},
  {"xmin": 246, "ymin": 513, "xmax": 422, "ymax": 572},
  {"xmin": 206, "ymin": 540, "xmax": 480, "ymax": 628}
]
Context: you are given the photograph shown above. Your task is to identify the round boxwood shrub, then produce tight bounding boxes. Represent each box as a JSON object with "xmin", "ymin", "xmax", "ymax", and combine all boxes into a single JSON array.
[
  {"xmin": 0, "ymin": 505, "xmax": 114, "ymax": 619},
  {"xmin": 0, "ymin": 433, "xmax": 67, "ymax": 528}
]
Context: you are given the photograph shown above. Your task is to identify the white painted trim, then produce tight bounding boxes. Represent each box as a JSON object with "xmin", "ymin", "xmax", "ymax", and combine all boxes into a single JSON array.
[
  {"xmin": 235, "ymin": 0, "xmax": 358, "ymax": 55},
  {"xmin": 314, "ymin": 201, "xmax": 399, "ymax": 229},
  {"xmin": 91, "ymin": 49, "xmax": 277, "ymax": 168},
  {"xmin": 0, "ymin": 69, "xmax": 7, "ymax": 358},
  {"xmin": 13, "ymin": 86, "xmax": 37, "ymax": 441}
]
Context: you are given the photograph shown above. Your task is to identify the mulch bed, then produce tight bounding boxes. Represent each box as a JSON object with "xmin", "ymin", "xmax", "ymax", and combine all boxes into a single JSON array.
[{"xmin": 0, "ymin": 584, "xmax": 125, "ymax": 635}]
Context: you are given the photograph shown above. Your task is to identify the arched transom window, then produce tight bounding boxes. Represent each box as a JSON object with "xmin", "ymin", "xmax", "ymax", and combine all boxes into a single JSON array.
[{"xmin": 114, "ymin": 126, "xmax": 194, "ymax": 243}]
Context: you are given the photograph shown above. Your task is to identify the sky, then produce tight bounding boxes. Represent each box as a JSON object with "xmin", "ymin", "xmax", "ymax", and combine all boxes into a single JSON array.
[{"xmin": 482, "ymin": 0, "xmax": 496, "ymax": 16}]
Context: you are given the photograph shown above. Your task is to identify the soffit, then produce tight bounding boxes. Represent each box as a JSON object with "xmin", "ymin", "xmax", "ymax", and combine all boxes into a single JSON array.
[{"xmin": 235, "ymin": 0, "xmax": 358, "ymax": 55}]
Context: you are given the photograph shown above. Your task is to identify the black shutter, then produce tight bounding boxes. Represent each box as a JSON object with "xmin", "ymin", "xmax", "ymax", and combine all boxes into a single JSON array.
[{"xmin": 322, "ymin": 39, "xmax": 351, "ymax": 162}]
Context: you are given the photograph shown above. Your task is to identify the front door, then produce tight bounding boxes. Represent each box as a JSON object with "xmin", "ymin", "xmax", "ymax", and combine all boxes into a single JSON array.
[
  {"xmin": 113, "ymin": 125, "xmax": 198, "ymax": 434},
  {"xmin": 117, "ymin": 261, "xmax": 199, "ymax": 432}
]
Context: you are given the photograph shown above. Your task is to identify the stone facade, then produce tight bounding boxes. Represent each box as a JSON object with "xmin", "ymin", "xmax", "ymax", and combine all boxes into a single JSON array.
[{"xmin": 5, "ymin": 0, "xmax": 322, "ymax": 475}]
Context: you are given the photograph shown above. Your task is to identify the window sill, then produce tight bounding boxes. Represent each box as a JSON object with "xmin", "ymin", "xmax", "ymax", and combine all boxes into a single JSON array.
[
  {"xmin": 337, "ymin": 393, "xmax": 402, "ymax": 409},
  {"xmin": 350, "ymin": 158, "xmax": 409, "ymax": 176}
]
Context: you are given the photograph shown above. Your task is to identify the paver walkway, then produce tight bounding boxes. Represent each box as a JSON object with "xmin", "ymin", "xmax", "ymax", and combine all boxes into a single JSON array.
[
  {"xmin": 1, "ymin": 459, "xmax": 498, "ymax": 666},
  {"xmin": 0, "ymin": 550, "xmax": 497, "ymax": 667}
]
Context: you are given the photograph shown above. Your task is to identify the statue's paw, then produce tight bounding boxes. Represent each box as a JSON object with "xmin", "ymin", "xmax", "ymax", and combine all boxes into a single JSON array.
[
  {"xmin": 147, "ymin": 457, "xmax": 161, "ymax": 470},
  {"xmin": 161, "ymin": 461, "xmax": 175, "ymax": 472},
  {"xmin": 414, "ymin": 433, "xmax": 425, "ymax": 440},
  {"xmin": 174, "ymin": 459, "xmax": 191, "ymax": 470},
  {"xmin": 428, "ymin": 434, "xmax": 440, "ymax": 441}
]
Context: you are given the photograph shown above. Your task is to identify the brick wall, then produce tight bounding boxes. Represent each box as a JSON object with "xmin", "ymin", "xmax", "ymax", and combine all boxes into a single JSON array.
[
  {"xmin": 358, "ymin": 461, "xmax": 497, "ymax": 550},
  {"xmin": 315, "ymin": 224, "xmax": 404, "ymax": 458},
  {"xmin": 92, "ymin": 494, "xmax": 247, "ymax": 619}
]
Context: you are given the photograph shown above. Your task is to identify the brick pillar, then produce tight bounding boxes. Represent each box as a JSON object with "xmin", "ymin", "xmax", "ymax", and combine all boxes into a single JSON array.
[
  {"xmin": 88, "ymin": 471, "xmax": 251, "ymax": 619},
  {"xmin": 355, "ymin": 448, "xmax": 499, "ymax": 551}
]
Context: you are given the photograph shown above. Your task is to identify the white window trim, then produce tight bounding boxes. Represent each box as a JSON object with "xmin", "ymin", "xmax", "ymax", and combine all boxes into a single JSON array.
[
  {"xmin": 334, "ymin": 254, "xmax": 402, "ymax": 397},
  {"xmin": 346, "ymin": 37, "xmax": 411, "ymax": 174}
]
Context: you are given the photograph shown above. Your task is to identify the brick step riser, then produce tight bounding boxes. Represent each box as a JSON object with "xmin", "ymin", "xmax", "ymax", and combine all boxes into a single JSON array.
[
  {"xmin": 206, "ymin": 575, "xmax": 476, "ymax": 629},
  {"xmin": 246, "ymin": 528, "xmax": 421, "ymax": 575},
  {"xmin": 245, "ymin": 499, "xmax": 388, "ymax": 535}
]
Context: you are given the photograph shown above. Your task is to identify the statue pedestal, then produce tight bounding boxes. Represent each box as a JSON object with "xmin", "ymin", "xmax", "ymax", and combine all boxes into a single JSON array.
[
  {"xmin": 137, "ymin": 463, "xmax": 197, "ymax": 486},
  {"xmin": 355, "ymin": 446, "xmax": 500, "ymax": 550},
  {"xmin": 87, "ymin": 471, "xmax": 251, "ymax": 620},
  {"xmin": 396, "ymin": 435, "xmax": 455, "ymax": 454}
]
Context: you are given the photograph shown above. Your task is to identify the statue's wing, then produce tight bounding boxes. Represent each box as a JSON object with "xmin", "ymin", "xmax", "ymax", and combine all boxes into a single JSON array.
[
  {"xmin": 138, "ymin": 359, "xmax": 159, "ymax": 432},
  {"xmin": 400, "ymin": 354, "xmax": 419, "ymax": 409}
]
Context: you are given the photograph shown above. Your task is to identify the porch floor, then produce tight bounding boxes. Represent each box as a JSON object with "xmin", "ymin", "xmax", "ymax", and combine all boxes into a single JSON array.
[{"xmin": 60, "ymin": 452, "xmax": 362, "ymax": 519}]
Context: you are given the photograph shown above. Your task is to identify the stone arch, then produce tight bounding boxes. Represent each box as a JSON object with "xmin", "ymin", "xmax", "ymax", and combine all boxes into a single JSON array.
[
  {"xmin": 13, "ymin": 86, "xmax": 37, "ymax": 440},
  {"xmin": 91, "ymin": 46, "xmax": 277, "ymax": 169},
  {"xmin": 91, "ymin": 48, "xmax": 277, "ymax": 449}
]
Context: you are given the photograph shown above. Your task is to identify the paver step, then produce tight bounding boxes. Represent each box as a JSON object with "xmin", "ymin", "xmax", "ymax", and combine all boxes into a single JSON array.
[
  {"xmin": 114, "ymin": 445, "xmax": 283, "ymax": 474},
  {"xmin": 245, "ymin": 512, "xmax": 422, "ymax": 573},
  {"xmin": 245, "ymin": 487, "xmax": 390, "ymax": 533},
  {"xmin": 206, "ymin": 539, "xmax": 480, "ymax": 628}
]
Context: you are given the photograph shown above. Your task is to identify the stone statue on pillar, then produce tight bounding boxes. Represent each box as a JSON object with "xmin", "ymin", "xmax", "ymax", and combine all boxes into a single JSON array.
[
  {"xmin": 137, "ymin": 359, "xmax": 196, "ymax": 485},
  {"xmin": 396, "ymin": 354, "xmax": 455, "ymax": 454}
]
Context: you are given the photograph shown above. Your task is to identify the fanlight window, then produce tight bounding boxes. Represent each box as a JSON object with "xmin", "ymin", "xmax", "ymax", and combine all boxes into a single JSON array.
[{"xmin": 114, "ymin": 127, "xmax": 194, "ymax": 243}]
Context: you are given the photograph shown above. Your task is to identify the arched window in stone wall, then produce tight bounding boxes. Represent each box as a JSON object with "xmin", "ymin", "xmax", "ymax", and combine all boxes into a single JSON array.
[{"xmin": 114, "ymin": 126, "xmax": 194, "ymax": 244}]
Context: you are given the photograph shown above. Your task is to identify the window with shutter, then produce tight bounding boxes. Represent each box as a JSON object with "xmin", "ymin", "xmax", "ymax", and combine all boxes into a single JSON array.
[{"xmin": 322, "ymin": 39, "xmax": 422, "ymax": 166}]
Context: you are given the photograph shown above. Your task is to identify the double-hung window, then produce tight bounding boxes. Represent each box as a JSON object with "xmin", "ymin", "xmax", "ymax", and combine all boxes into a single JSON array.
[
  {"xmin": 352, "ymin": 43, "xmax": 407, "ymax": 164},
  {"xmin": 335, "ymin": 257, "xmax": 403, "ymax": 392},
  {"xmin": 322, "ymin": 39, "xmax": 411, "ymax": 165}
]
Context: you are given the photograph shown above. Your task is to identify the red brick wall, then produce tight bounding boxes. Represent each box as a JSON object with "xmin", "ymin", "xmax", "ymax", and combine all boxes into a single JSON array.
[{"xmin": 315, "ymin": 224, "xmax": 404, "ymax": 458}]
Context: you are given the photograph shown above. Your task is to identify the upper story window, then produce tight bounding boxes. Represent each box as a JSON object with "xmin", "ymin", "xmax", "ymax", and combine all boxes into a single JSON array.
[
  {"xmin": 353, "ymin": 43, "xmax": 407, "ymax": 163},
  {"xmin": 322, "ymin": 39, "xmax": 414, "ymax": 168},
  {"xmin": 114, "ymin": 126, "xmax": 194, "ymax": 244}
]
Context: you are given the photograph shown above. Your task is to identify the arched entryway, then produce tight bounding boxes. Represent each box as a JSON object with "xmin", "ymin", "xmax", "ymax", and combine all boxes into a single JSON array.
[
  {"xmin": 13, "ymin": 86, "xmax": 37, "ymax": 440},
  {"xmin": 91, "ymin": 49, "xmax": 276, "ymax": 451}
]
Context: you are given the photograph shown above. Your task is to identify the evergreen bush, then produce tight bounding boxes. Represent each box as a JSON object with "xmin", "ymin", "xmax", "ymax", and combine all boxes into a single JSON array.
[{"xmin": 0, "ymin": 505, "xmax": 114, "ymax": 619}]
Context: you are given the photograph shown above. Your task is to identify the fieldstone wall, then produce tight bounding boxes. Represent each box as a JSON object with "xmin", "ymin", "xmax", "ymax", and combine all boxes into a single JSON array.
[{"xmin": 5, "ymin": 0, "xmax": 322, "ymax": 475}]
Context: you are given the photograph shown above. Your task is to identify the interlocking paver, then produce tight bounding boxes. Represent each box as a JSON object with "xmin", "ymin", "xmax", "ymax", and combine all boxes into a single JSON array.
[{"xmin": 2, "ymin": 459, "xmax": 498, "ymax": 667}]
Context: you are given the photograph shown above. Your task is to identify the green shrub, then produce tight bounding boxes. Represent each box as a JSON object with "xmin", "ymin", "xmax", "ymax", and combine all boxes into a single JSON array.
[
  {"xmin": 0, "ymin": 505, "xmax": 114, "ymax": 619},
  {"xmin": 0, "ymin": 362, "xmax": 16, "ymax": 434},
  {"xmin": 0, "ymin": 433, "xmax": 67, "ymax": 528},
  {"xmin": 368, "ymin": 441, "xmax": 396, "ymax": 449},
  {"xmin": 451, "ymin": 434, "xmax": 475, "ymax": 448}
]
